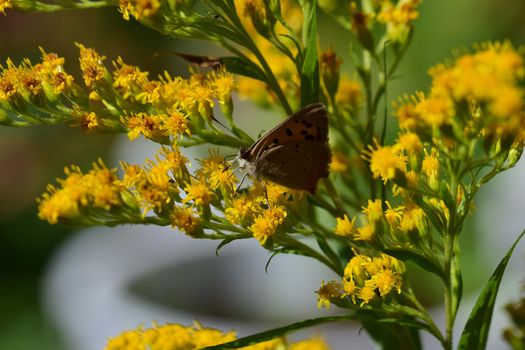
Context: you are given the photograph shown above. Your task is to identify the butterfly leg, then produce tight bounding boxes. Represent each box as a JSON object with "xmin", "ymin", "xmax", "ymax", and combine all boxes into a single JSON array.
[
  {"xmin": 233, "ymin": 172, "xmax": 248, "ymax": 196},
  {"xmin": 264, "ymin": 182, "xmax": 270, "ymax": 208}
]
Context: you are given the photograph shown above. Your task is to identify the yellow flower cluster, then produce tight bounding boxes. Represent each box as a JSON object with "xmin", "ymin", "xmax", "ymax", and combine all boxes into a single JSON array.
[
  {"xmin": 37, "ymin": 144, "xmax": 295, "ymax": 242},
  {"xmin": 250, "ymin": 205, "xmax": 287, "ymax": 245},
  {"xmin": 342, "ymin": 253, "xmax": 404, "ymax": 305},
  {"xmin": 38, "ymin": 160, "xmax": 125, "ymax": 225},
  {"xmin": 1, "ymin": 45, "xmax": 235, "ymax": 140},
  {"xmin": 377, "ymin": 0, "xmax": 421, "ymax": 43},
  {"xmin": 118, "ymin": 0, "xmax": 161, "ymax": 20},
  {"xmin": 104, "ymin": 322, "xmax": 330, "ymax": 350},
  {"xmin": 0, "ymin": 49, "xmax": 74, "ymax": 103},
  {"xmin": 395, "ymin": 42, "xmax": 525, "ymax": 146}
]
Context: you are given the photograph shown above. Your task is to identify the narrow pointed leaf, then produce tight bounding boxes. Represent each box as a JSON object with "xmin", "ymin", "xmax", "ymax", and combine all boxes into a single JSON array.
[
  {"xmin": 458, "ymin": 229, "xmax": 525, "ymax": 349},
  {"xmin": 215, "ymin": 238, "xmax": 236, "ymax": 256},
  {"xmin": 201, "ymin": 314, "xmax": 358, "ymax": 349},
  {"xmin": 221, "ymin": 56, "xmax": 266, "ymax": 82},
  {"xmin": 299, "ymin": 0, "xmax": 319, "ymax": 107}
]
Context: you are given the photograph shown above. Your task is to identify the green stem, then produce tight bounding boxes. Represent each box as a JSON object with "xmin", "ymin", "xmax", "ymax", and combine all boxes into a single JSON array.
[
  {"xmin": 223, "ymin": 5, "xmax": 293, "ymax": 115},
  {"xmin": 443, "ymin": 232, "xmax": 454, "ymax": 350},
  {"xmin": 323, "ymin": 178, "xmax": 347, "ymax": 216},
  {"xmin": 405, "ymin": 288, "xmax": 446, "ymax": 347}
]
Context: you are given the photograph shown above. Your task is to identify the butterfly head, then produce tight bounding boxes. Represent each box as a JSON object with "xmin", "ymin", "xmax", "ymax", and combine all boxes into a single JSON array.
[{"xmin": 236, "ymin": 147, "xmax": 257, "ymax": 175}]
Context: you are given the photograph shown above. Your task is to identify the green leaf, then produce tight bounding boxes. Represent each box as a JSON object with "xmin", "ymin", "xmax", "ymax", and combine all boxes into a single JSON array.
[
  {"xmin": 201, "ymin": 311, "xmax": 429, "ymax": 350},
  {"xmin": 458, "ymin": 228, "xmax": 525, "ymax": 350},
  {"xmin": 384, "ymin": 248, "xmax": 446, "ymax": 283},
  {"xmin": 299, "ymin": 0, "xmax": 319, "ymax": 107},
  {"xmin": 364, "ymin": 321, "xmax": 422, "ymax": 350},
  {"xmin": 311, "ymin": 230, "xmax": 343, "ymax": 275},
  {"xmin": 201, "ymin": 314, "xmax": 358, "ymax": 349},
  {"xmin": 221, "ymin": 56, "xmax": 266, "ymax": 82},
  {"xmin": 215, "ymin": 238, "xmax": 236, "ymax": 256}
]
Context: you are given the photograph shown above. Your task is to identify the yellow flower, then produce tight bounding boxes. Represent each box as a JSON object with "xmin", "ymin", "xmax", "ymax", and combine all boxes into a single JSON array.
[
  {"xmin": 336, "ymin": 76, "xmax": 362, "ymax": 109},
  {"xmin": 76, "ymin": 43, "xmax": 107, "ymax": 87},
  {"xmin": 396, "ymin": 132, "xmax": 422, "ymax": 155},
  {"xmin": 240, "ymin": 338, "xmax": 286, "ymax": 350},
  {"xmin": 365, "ymin": 142, "xmax": 407, "ymax": 183},
  {"xmin": 334, "ymin": 214, "xmax": 355, "ymax": 236},
  {"xmin": 38, "ymin": 185, "xmax": 81, "ymax": 225},
  {"xmin": 330, "ymin": 151, "xmax": 350, "ymax": 173},
  {"xmin": 266, "ymin": 182, "xmax": 305, "ymax": 206},
  {"xmin": 358, "ymin": 280, "xmax": 377, "ymax": 305},
  {"xmin": 104, "ymin": 329, "xmax": 144, "ymax": 350},
  {"xmin": 362, "ymin": 199, "xmax": 383, "ymax": 223},
  {"xmin": 342, "ymin": 253, "xmax": 405, "ymax": 305},
  {"xmin": 394, "ymin": 99, "xmax": 422, "ymax": 130},
  {"xmin": 128, "ymin": 0, "xmax": 160, "ymax": 20},
  {"xmin": 377, "ymin": 0, "xmax": 421, "ymax": 44},
  {"xmin": 119, "ymin": 162, "xmax": 146, "ymax": 188},
  {"xmin": 170, "ymin": 206, "xmax": 201, "ymax": 236},
  {"xmin": 0, "ymin": 0, "xmax": 13, "ymax": 15},
  {"xmin": 197, "ymin": 149, "xmax": 226, "ymax": 177},
  {"xmin": 77, "ymin": 111, "xmax": 100, "ymax": 131},
  {"xmin": 342, "ymin": 276, "xmax": 357, "ymax": 300},
  {"xmin": 49, "ymin": 71, "xmax": 74, "ymax": 94},
  {"xmin": 183, "ymin": 178, "xmax": 214, "ymax": 207},
  {"xmin": 316, "ymin": 280, "xmax": 343, "ymax": 309},
  {"xmin": 210, "ymin": 67, "xmax": 235, "ymax": 104},
  {"xmin": 123, "ymin": 113, "xmax": 163, "ymax": 141},
  {"xmin": 384, "ymin": 202, "xmax": 403, "ymax": 228},
  {"xmin": 371, "ymin": 269, "xmax": 402, "ymax": 296},
  {"xmin": 37, "ymin": 161, "xmax": 123, "ymax": 224},
  {"xmin": 158, "ymin": 146, "xmax": 189, "ymax": 181},
  {"xmin": 209, "ymin": 167, "xmax": 237, "ymax": 193},
  {"xmin": 399, "ymin": 206, "xmax": 426, "ymax": 234},
  {"xmin": 192, "ymin": 327, "xmax": 237, "ymax": 348},
  {"xmin": 356, "ymin": 223, "xmax": 375, "ymax": 242},
  {"xmin": 136, "ymin": 79, "xmax": 162, "ymax": 104},
  {"xmin": 422, "ymin": 148, "xmax": 440, "ymax": 189},
  {"xmin": 489, "ymin": 86, "xmax": 523, "ymax": 118},
  {"xmin": 236, "ymin": 77, "xmax": 270, "ymax": 107},
  {"xmin": 189, "ymin": 75, "xmax": 215, "ymax": 119},
  {"xmin": 250, "ymin": 206, "xmax": 287, "ymax": 245},
  {"xmin": 104, "ymin": 322, "xmax": 235, "ymax": 350},
  {"xmin": 0, "ymin": 62, "xmax": 20, "ymax": 101},
  {"xmin": 225, "ymin": 194, "xmax": 259, "ymax": 225},
  {"xmin": 415, "ymin": 92, "xmax": 454, "ymax": 127},
  {"xmin": 112, "ymin": 56, "xmax": 148, "ymax": 99},
  {"xmin": 288, "ymin": 337, "xmax": 331, "ymax": 350},
  {"xmin": 343, "ymin": 254, "xmax": 371, "ymax": 284},
  {"xmin": 162, "ymin": 108, "xmax": 191, "ymax": 138}
]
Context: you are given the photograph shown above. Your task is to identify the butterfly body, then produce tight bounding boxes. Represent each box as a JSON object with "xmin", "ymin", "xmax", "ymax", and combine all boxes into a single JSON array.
[{"xmin": 238, "ymin": 103, "xmax": 331, "ymax": 193}]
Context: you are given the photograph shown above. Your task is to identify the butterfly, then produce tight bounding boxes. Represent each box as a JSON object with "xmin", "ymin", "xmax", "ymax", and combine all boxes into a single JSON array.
[{"xmin": 237, "ymin": 103, "xmax": 331, "ymax": 194}]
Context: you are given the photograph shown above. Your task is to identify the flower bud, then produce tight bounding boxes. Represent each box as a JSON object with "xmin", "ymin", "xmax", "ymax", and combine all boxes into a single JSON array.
[
  {"xmin": 350, "ymin": 4, "xmax": 375, "ymax": 53},
  {"xmin": 244, "ymin": 0, "xmax": 276, "ymax": 38},
  {"xmin": 507, "ymin": 142, "xmax": 524, "ymax": 168},
  {"xmin": 320, "ymin": 49, "xmax": 341, "ymax": 98}
]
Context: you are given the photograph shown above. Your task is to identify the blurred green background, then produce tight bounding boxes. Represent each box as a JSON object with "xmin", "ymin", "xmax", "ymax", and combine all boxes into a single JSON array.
[{"xmin": 0, "ymin": 1, "xmax": 524, "ymax": 349}]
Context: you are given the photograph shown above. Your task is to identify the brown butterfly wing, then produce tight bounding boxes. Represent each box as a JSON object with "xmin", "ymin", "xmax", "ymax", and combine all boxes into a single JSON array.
[
  {"xmin": 255, "ymin": 140, "xmax": 331, "ymax": 193},
  {"xmin": 244, "ymin": 103, "xmax": 328, "ymax": 162}
]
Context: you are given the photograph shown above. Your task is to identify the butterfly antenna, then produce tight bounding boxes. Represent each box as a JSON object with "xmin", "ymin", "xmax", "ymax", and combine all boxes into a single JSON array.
[
  {"xmin": 210, "ymin": 115, "xmax": 236, "ymax": 135},
  {"xmin": 380, "ymin": 40, "xmax": 391, "ymax": 208}
]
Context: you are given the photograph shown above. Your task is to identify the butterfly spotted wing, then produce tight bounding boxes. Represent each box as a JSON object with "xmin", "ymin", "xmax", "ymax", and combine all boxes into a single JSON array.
[
  {"xmin": 239, "ymin": 103, "xmax": 331, "ymax": 193},
  {"xmin": 256, "ymin": 141, "xmax": 331, "ymax": 193}
]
